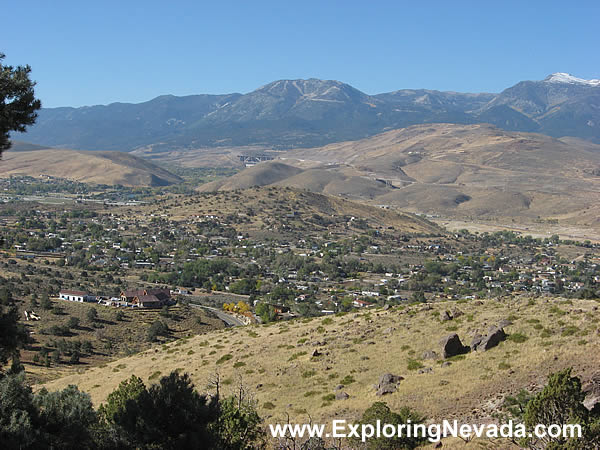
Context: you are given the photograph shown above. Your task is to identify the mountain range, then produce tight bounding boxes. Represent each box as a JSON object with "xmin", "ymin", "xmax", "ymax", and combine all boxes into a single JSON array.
[{"xmin": 16, "ymin": 73, "xmax": 600, "ymax": 151}]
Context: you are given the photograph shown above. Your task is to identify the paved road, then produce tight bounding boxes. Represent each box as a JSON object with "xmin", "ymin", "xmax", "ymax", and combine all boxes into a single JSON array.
[{"xmin": 190, "ymin": 304, "xmax": 246, "ymax": 327}]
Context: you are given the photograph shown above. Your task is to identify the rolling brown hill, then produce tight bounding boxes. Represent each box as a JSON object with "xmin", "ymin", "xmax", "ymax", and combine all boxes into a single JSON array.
[
  {"xmin": 0, "ymin": 147, "xmax": 182, "ymax": 187},
  {"xmin": 175, "ymin": 186, "xmax": 440, "ymax": 235},
  {"xmin": 199, "ymin": 124, "xmax": 600, "ymax": 228}
]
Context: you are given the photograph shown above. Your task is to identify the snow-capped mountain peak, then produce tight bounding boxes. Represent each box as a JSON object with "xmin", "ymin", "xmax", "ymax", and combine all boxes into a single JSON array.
[{"xmin": 544, "ymin": 72, "xmax": 600, "ymax": 87}]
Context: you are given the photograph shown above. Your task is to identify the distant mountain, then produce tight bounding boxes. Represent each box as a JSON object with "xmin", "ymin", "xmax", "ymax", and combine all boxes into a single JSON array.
[
  {"xmin": 17, "ymin": 74, "xmax": 600, "ymax": 150},
  {"xmin": 481, "ymin": 73, "xmax": 600, "ymax": 140},
  {"xmin": 0, "ymin": 146, "xmax": 182, "ymax": 187}
]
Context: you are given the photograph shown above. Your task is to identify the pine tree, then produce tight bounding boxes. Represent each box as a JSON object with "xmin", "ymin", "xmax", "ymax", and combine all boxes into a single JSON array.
[{"xmin": 0, "ymin": 53, "xmax": 41, "ymax": 155}]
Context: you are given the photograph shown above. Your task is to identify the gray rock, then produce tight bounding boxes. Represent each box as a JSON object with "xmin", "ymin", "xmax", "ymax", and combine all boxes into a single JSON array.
[
  {"xmin": 383, "ymin": 304, "xmax": 391, "ymax": 311},
  {"xmin": 440, "ymin": 310, "xmax": 453, "ymax": 321},
  {"xmin": 583, "ymin": 374, "xmax": 600, "ymax": 412},
  {"xmin": 470, "ymin": 334, "xmax": 483, "ymax": 351},
  {"xmin": 311, "ymin": 349, "xmax": 322, "ymax": 357},
  {"xmin": 376, "ymin": 384, "xmax": 397, "ymax": 396},
  {"xmin": 498, "ymin": 319, "xmax": 513, "ymax": 329},
  {"xmin": 375, "ymin": 373, "xmax": 403, "ymax": 396},
  {"xmin": 334, "ymin": 384, "xmax": 344, "ymax": 390},
  {"xmin": 451, "ymin": 307, "xmax": 464, "ymax": 319},
  {"xmin": 422, "ymin": 350, "xmax": 439, "ymax": 360},
  {"xmin": 440, "ymin": 333, "xmax": 467, "ymax": 358},
  {"xmin": 336, "ymin": 391, "xmax": 350, "ymax": 400},
  {"xmin": 441, "ymin": 361, "xmax": 451, "ymax": 367},
  {"xmin": 379, "ymin": 373, "xmax": 404, "ymax": 386},
  {"xmin": 476, "ymin": 327, "xmax": 507, "ymax": 351},
  {"xmin": 418, "ymin": 367, "xmax": 433, "ymax": 374}
]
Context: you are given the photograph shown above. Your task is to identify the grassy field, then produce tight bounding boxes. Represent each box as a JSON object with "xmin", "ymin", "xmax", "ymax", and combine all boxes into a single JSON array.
[{"xmin": 40, "ymin": 295, "xmax": 600, "ymax": 431}]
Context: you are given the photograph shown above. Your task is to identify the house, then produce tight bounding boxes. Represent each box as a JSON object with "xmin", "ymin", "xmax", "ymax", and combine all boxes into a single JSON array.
[
  {"xmin": 59, "ymin": 290, "xmax": 95, "ymax": 303},
  {"xmin": 120, "ymin": 288, "xmax": 172, "ymax": 308},
  {"xmin": 353, "ymin": 299, "xmax": 374, "ymax": 308}
]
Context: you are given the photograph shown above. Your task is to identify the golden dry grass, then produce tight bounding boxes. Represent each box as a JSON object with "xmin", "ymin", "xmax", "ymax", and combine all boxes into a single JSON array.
[
  {"xmin": 192, "ymin": 124, "xmax": 600, "ymax": 230},
  {"xmin": 40, "ymin": 295, "xmax": 600, "ymax": 430},
  {"xmin": 1, "ymin": 149, "xmax": 181, "ymax": 186}
]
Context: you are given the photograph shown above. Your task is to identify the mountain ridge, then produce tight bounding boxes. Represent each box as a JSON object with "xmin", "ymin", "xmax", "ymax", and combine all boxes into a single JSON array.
[{"xmin": 16, "ymin": 74, "xmax": 600, "ymax": 150}]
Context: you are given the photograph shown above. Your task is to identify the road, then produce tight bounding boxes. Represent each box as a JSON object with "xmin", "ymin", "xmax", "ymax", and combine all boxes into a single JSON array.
[{"xmin": 190, "ymin": 304, "xmax": 246, "ymax": 327}]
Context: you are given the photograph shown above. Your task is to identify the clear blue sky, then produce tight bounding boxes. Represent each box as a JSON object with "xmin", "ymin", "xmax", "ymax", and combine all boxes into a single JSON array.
[{"xmin": 2, "ymin": 0, "xmax": 599, "ymax": 108}]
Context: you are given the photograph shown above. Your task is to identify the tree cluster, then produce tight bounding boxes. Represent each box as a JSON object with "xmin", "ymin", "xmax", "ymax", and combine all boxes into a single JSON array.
[{"xmin": 0, "ymin": 371, "xmax": 264, "ymax": 449}]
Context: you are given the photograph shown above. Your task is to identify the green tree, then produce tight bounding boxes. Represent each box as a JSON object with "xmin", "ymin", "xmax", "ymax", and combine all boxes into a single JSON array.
[
  {"xmin": 67, "ymin": 316, "xmax": 80, "ymax": 329},
  {"xmin": 104, "ymin": 372, "xmax": 219, "ymax": 449},
  {"xmin": 34, "ymin": 385, "xmax": 97, "ymax": 449},
  {"xmin": 98, "ymin": 375, "xmax": 146, "ymax": 425},
  {"xmin": 255, "ymin": 303, "xmax": 276, "ymax": 323},
  {"xmin": 212, "ymin": 395, "xmax": 264, "ymax": 450},
  {"xmin": 524, "ymin": 368, "xmax": 596, "ymax": 448},
  {"xmin": 0, "ymin": 374, "xmax": 39, "ymax": 447},
  {"xmin": 40, "ymin": 292, "xmax": 52, "ymax": 310},
  {"xmin": 86, "ymin": 307, "xmax": 98, "ymax": 323},
  {"xmin": 229, "ymin": 278, "xmax": 256, "ymax": 295},
  {"xmin": 0, "ymin": 53, "xmax": 42, "ymax": 155},
  {"xmin": 147, "ymin": 320, "xmax": 169, "ymax": 342},
  {"xmin": 0, "ymin": 290, "xmax": 28, "ymax": 371}
]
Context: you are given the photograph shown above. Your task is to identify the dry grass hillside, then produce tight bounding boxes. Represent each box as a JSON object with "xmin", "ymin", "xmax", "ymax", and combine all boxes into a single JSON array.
[
  {"xmin": 198, "ymin": 124, "xmax": 600, "ymax": 229},
  {"xmin": 163, "ymin": 186, "xmax": 440, "ymax": 235},
  {"xmin": 41, "ymin": 296, "xmax": 600, "ymax": 430},
  {"xmin": 0, "ymin": 148, "xmax": 182, "ymax": 187}
]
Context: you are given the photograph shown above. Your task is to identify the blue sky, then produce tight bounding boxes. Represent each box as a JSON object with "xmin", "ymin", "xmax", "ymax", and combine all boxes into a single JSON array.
[{"xmin": 2, "ymin": 0, "xmax": 599, "ymax": 107}]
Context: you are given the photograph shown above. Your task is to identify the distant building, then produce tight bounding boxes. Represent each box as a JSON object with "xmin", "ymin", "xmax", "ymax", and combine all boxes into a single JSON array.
[
  {"xmin": 353, "ymin": 299, "xmax": 374, "ymax": 308},
  {"xmin": 59, "ymin": 290, "xmax": 95, "ymax": 303},
  {"xmin": 120, "ymin": 288, "xmax": 172, "ymax": 308}
]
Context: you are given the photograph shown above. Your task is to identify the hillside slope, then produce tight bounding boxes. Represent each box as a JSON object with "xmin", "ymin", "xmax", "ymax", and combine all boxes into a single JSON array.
[
  {"xmin": 0, "ymin": 148, "xmax": 182, "ymax": 186},
  {"xmin": 40, "ymin": 296, "xmax": 600, "ymax": 429},
  {"xmin": 177, "ymin": 186, "xmax": 440, "ymax": 235},
  {"xmin": 202, "ymin": 124, "xmax": 600, "ymax": 226}
]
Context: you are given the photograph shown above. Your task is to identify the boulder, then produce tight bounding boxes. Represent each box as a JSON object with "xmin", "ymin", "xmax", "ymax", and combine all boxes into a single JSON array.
[
  {"xmin": 583, "ymin": 374, "xmax": 600, "ymax": 412},
  {"xmin": 336, "ymin": 391, "xmax": 350, "ymax": 400},
  {"xmin": 440, "ymin": 333, "xmax": 467, "ymax": 358},
  {"xmin": 376, "ymin": 384, "xmax": 397, "ymax": 396},
  {"xmin": 418, "ymin": 367, "xmax": 433, "ymax": 374},
  {"xmin": 470, "ymin": 334, "xmax": 483, "ymax": 351},
  {"xmin": 498, "ymin": 319, "xmax": 513, "ymax": 329},
  {"xmin": 375, "ymin": 373, "xmax": 404, "ymax": 396},
  {"xmin": 451, "ymin": 307, "xmax": 464, "ymax": 319},
  {"xmin": 379, "ymin": 373, "xmax": 404, "ymax": 386},
  {"xmin": 476, "ymin": 327, "xmax": 506, "ymax": 351},
  {"xmin": 440, "ymin": 310, "xmax": 453, "ymax": 321},
  {"xmin": 422, "ymin": 350, "xmax": 439, "ymax": 360}
]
